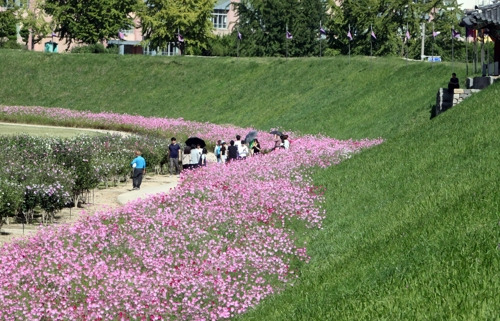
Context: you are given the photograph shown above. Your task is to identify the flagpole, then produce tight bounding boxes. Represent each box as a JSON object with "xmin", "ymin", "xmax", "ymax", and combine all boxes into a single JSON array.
[
  {"xmin": 432, "ymin": 23, "xmax": 435, "ymax": 68},
  {"xmin": 452, "ymin": 29, "xmax": 455, "ymax": 73},
  {"xmin": 406, "ymin": 22, "xmax": 409, "ymax": 67},
  {"xmin": 178, "ymin": 27, "xmax": 182, "ymax": 55},
  {"xmin": 286, "ymin": 23, "xmax": 289, "ymax": 59},
  {"xmin": 486, "ymin": 31, "xmax": 490, "ymax": 76},
  {"xmin": 237, "ymin": 28, "xmax": 240, "ymax": 58},
  {"xmin": 370, "ymin": 24, "xmax": 373, "ymax": 59},
  {"xmin": 319, "ymin": 20, "xmax": 322, "ymax": 58},
  {"xmin": 465, "ymin": 28, "xmax": 469, "ymax": 76},
  {"xmin": 349, "ymin": 24, "xmax": 351, "ymax": 65},
  {"xmin": 474, "ymin": 30, "xmax": 477, "ymax": 73}
]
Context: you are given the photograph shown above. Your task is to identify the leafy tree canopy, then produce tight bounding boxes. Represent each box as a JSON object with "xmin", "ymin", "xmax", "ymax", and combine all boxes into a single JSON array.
[
  {"xmin": 234, "ymin": 0, "xmax": 326, "ymax": 57},
  {"xmin": 0, "ymin": 9, "xmax": 17, "ymax": 43},
  {"xmin": 42, "ymin": 0, "xmax": 140, "ymax": 46},
  {"xmin": 138, "ymin": 0, "xmax": 216, "ymax": 55},
  {"xmin": 326, "ymin": 0, "xmax": 463, "ymax": 59},
  {"xmin": 19, "ymin": 0, "xmax": 52, "ymax": 49}
]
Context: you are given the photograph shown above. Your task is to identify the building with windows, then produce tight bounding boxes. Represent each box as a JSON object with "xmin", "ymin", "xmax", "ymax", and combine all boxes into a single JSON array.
[
  {"xmin": 212, "ymin": 0, "xmax": 240, "ymax": 36},
  {"xmin": 1, "ymin": 0, "xmax": 240, "ymax": 55}
]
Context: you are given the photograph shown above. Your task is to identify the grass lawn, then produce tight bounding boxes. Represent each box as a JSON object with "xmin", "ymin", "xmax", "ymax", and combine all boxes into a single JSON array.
[
  {"xmin": 0, "ymin": 122, "xmax": 104, "ymax": 137},
  {"xmin": 237, "ymin": 84, "xmax": 500, "ymax": 320}
]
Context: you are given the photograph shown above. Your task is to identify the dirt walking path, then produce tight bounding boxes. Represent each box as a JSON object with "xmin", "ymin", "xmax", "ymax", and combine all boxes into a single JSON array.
[{"xmin": 0, "ymin": 174, "xmax": 179, "ymax": 246}]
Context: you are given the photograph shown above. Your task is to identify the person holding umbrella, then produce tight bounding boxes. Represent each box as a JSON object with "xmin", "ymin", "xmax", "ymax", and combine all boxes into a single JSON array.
[
  {"xmin": 184, "ymin": 137, "xmax": 205, "ymax": 169},
  {"xmin": 190, "ymin": 144, "xmax": 201, "ymax": 168},
  {"xmin": 245, "ymin": 130, "xmax": 258, "ymax": 155},
  {"xmin": 270, "ymin": 130, "xmax": 282, "ymax": 150},
  {"xmin": 185, "ymin": 137, "xmax": 206, "ymax": 149}
]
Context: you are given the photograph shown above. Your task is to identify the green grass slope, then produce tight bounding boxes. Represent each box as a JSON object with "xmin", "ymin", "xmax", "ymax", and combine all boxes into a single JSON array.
[
  {"xmin": 0, "ymin": 50, "xmax": 464, "ymax": 140},
  {"xmin": 1, "ymin": 51, "xmax": 498, "ymax": 319},
  {"xmin": 237, "ymin": 83, "xmax": 500, "ymax": 320}
]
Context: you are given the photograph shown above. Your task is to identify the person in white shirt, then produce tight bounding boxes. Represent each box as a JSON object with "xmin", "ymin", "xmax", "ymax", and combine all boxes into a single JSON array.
[
  {"xmin": 239, "ymin": 140, "xmax": 249, "ymax": 159},
  {"xmin": 234, "ymin": 135, "xmax": 242, "ymax": 157},
  {"xmin": 282, "ymin": 135, "xmax": 290, "ymax": 150},
  {"xmin": 201, "ymin": 148, "xmax": 207, "ymax": 166},
  {"xmin": 190, "ymin": 144, "xmax": 201, "ymax": 168}
]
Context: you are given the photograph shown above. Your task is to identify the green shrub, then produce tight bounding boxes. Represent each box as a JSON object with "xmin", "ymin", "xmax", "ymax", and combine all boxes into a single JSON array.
[
  {"xmin": 71, "ymin": 43, "xmax": 112, "ymax": 54},
  {"xmin": 0, "ymin": 40, "xmax": 23, "ymax": 49},
  {"xmin": 0, "ymin": 179, "xmax": 23, "ymax": 223},
  {"xmin": 204, "ymin": 35, "xmax": 237, "ymax": 56},
  {"xmin": 324, "ymin": 48, "xmax": 341, "ymax": 56}
]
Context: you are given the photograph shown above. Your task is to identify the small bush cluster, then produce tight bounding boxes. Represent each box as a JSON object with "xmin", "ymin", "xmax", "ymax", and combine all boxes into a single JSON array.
[
  {"xmin": 71, "ymin": 43, "xmax": 119, "ymax": 54},
  {"xmin": 0, "ymin": 133, "xmax": 170, "ymax": 225}
]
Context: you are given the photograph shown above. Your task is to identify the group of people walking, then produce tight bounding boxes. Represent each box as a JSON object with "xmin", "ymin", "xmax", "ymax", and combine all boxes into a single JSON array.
[
  {"xmin": 168, "ymin": 137, "xmax": 208, "ymax": 173},
  {"xmin": 213, "ymin": 135, "xmax": 259, "ymax": 164},
  {"xmin": 131, "ymin": 133, "xmax": 291, "ymax": 190}
]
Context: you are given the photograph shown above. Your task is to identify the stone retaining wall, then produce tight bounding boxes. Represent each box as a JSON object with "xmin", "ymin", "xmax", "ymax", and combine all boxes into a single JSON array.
[
  {"xmin": 435, "ymin": 88, "xmax": 480, "ymax": 115},
  {"xmin": 453, "ymin": 88, "xmax": 481, "ymax": 105},
  {"xmin": 435, "ymin": 76, "xmax": 498, "ymax": 116}
]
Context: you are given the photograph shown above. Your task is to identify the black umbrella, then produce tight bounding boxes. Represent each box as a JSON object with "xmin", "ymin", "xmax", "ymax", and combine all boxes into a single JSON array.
[
  {"xmin": 185, "ymin": 137, "xmax": 206, "ymax": 148},
  {"xmin": 269, "ymin": 130, "xmax": 283, "ymax": 136},
  {"xmin": 245, "ymin": 130, "xmax": 258, "ymax": 143}
]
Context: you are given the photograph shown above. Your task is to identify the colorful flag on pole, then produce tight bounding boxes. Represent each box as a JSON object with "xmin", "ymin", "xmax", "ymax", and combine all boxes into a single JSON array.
[
  {"xmin": 319, "ymin": 27, "xmax": 326, "ymax": 35},
  {"xmin": 371, "ymin": 30, "xmax": 376, "ymax": 39},
  {"xmin": 286, "ymin": 31, "xmax": 293, "ymax": 39},
  {"xmin": 405, "ymin": 30, "xmax": 411, "ymax": 40},
  {"xmin": 51, "ymin": 32, "xmax": 57, "ymax": 37},
  {"xmin": 452, "ymin": 29, "xmax": 460, "ymax": 38},
  {"xmin": 118, "ymin": 32, "xmax": 125, "ymax": 40},
  {"xmin": 432, "ymin": 31, "xmax": 441, "ymax": 37},
  {"xmin": 178, "ymin": 33, "xmax": 184, "ymax": 42},
  {"xmin": 347, "ymin": 30, "xmax": 353, "ymax": 40}
]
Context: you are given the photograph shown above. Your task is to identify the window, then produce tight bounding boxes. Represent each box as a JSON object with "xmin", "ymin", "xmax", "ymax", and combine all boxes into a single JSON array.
[
  {"xmin": 160, "ymin": 42, "xmax": 178, "ymax": 56},
  {"xmin": 1, "ymin": 0, "xmax": 29, "ymax": 8},
  {"xmin": 120, "ymin": 29, "xmax": 134, "ymax": 35},
  {"xmin": 144, "ymin": 43, "xmax": 179, "ymax": 56},
  {"xmin": 212, "ymin": 9, "xmax": 227, "ymax": 29}
]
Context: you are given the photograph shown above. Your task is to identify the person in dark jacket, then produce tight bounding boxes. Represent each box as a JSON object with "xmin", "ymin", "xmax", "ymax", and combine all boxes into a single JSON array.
[
  {"xmin": 227, "ymin": 140, "xmax": 238, "ymax": 162},
  {"xmin": 448, "ymin": 73, "xmax": 459, "ymax": 93}
]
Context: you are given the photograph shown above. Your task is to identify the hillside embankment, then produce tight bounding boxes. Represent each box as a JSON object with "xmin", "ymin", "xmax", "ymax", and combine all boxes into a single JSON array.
[{"xmin": 1, "ymin": 51, "xmax": 499, "ymax": 320}]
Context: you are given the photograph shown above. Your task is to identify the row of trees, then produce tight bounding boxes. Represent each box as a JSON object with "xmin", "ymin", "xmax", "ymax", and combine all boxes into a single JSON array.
[
  {"xmin": 235, "ymin": 0, "xmax": 466, "ymax": 60},
  {"xmin": 1, "ymin": 0, "xmax": 217, "ymax": 53},
  {"xmin": 1, "ymin": 0, "xmax": 467, "ymax": 59}
]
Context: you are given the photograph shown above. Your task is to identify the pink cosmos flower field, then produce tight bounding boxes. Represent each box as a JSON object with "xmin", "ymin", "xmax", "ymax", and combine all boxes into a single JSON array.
[{"xmin": 0, "ymin": 106, "xmax": 383, "ymax": 320}]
